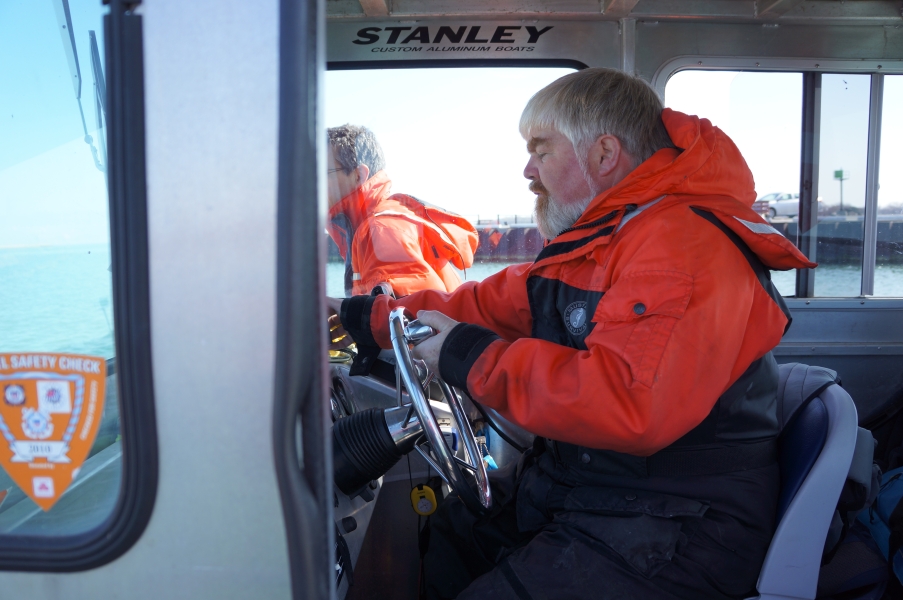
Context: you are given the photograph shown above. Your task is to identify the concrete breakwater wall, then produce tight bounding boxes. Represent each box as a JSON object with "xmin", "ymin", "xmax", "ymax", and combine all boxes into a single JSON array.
[
  {"xmin": 466, "ymin": 216, "xmax": 903, "ymax": 264},
  {"xmin": 326, "ymin": 215, "xmax": 903, "ymax": 265},
  {"xmin": 769, "ymin": 216, "xmax": 903, "ymax": 265},
  {"xmin": 324, "ymin": 223, "xmax": 545, "ymax": 263}
]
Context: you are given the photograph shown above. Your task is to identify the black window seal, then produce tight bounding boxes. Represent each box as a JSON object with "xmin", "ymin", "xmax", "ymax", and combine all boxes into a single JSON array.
[
  {"xmin": 274, "ymin": 0, "xmax": 335, "ymax": 599},
  {"xmin": 0, "ymin": 0, "xmax": 158, "ymax": 571},
  {"xmin": 796, "ymin": 70, "xmax": 820, "ymax": 298},
  {"xmin": 327, "ymin": 57, "xmax": 588, "ymax": 71}
]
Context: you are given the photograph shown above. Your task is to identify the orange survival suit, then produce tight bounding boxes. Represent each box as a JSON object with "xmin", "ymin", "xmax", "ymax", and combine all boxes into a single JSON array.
[
  {"xmin": 341, "ymin": 109, "xmax": 817, "ymax": 598},
  {"xmin": 327, "ymin": 171, "xmax": 478, "ymax": 297}
]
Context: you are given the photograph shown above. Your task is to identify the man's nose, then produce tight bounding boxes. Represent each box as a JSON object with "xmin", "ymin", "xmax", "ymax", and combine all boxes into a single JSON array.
[{"xmin": 523, "ymin": 157, "xmax": 538, "ymax": 181}]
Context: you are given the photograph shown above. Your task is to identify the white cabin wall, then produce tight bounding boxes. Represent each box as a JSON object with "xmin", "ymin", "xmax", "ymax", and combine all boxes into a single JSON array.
[{"xmin": 0, "ymin": 0, "xmax": 293, "ymax": 596}]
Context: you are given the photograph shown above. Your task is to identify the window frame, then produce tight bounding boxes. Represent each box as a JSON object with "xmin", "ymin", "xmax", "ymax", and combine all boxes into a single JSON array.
[
  {"xmin": 655, "ymin": 57, "xmax": 903, "ymax": 299},
  {"xmin": 0, "ymin": 0, "xmax": 158, "ymax": 571}
]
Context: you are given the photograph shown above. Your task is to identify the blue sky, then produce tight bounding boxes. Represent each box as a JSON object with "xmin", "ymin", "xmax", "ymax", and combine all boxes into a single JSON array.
[
  {"xmin": 0, "ymin": 0, "xmax": 108, "ymax": 248},
  {"xmin": 324, "ymin": 67, "xmax": 573, "ymax": 223},
  {"xmin": 0, "ymin": 0, "xmax": 106, "ymax": 171}
]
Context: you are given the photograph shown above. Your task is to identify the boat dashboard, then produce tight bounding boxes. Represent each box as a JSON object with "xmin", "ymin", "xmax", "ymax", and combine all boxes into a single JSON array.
[{"xmin": 328, "ymin": 342, "xmax": 529, "ymax": 598}]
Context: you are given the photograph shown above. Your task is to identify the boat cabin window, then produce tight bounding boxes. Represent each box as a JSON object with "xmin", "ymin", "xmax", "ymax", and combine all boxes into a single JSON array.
[
  {"xmin": 876, "ymin": 75, "xmax": 903, "ymax": 296},
  {"xmin": 1, "ymin": 0, "xmax": 120, "ymax": 538},
  {"xmin": 814, "ymin": 73, "xmax": 871, "ymax": 297},
  {"xmin": 0, "ymin": 0, "xmax": 152, "ymax": 569},
  {"xmin": 324, "ymin": 66, "xmax": 574, "ymax": 295},
  {"xmin": 666, "ymin": 70, "xmax": 902, "ymax": 299}
]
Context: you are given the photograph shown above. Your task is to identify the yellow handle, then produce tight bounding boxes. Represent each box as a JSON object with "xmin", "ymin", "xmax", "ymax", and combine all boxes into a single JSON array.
[{"xmin": 410, "ymin": 484, "xmax": 438, "ymax": 516}]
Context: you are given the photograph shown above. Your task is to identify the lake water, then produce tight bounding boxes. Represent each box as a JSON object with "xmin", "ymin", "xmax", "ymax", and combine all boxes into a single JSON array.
[
  {"xmin": 1, "ymin": 245, "xmax": 900, "ymax": 359},
  {"xmin": 0, "ymin": 245, "xmax": 114, "ymax": 358}
]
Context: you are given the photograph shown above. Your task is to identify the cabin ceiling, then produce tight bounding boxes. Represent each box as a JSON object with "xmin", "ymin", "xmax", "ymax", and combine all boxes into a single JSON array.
[{"xmin": 327, "ymin": 0, "xmax": 903, "ymax": 24}]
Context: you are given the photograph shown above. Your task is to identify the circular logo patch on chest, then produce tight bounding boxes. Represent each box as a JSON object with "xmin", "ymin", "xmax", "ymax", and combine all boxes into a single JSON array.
[{"xmin": 563, "ymin": 301, "xmax": 588, "ymax": 336}]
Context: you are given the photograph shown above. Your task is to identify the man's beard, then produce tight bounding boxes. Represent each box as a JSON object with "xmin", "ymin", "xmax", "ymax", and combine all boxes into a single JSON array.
[{"xmin": 531, "ymin": 181, "xmax": 594, "ymax": 241}]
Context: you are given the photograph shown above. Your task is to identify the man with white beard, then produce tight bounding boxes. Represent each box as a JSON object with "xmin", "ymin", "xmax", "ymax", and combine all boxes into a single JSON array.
[{"xmin": 328, "ymin": 68, "xmax": 814, "ymax": 599}]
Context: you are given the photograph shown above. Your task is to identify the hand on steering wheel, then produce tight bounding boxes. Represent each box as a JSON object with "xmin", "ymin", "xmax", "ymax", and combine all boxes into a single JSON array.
[
  {"xmin": 326, "ymin": 296, "xmax": 353, "ymax": 350},
  {"xmin": 408, "ymin": 311, "xmax": 459, "ymax": 375}
]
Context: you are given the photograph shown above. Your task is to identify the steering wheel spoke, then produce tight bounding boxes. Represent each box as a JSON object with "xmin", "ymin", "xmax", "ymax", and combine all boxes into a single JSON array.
[
  {"xmin": 413, "ymin": 444, "xmax": 450, "ymax": 485},
  {"xmin": 414, "ymin": 423, "xmax": 480, "ymax": 474},
  {"xmin": 453, "ymin": 455, "xmax": 479, "ymax": 474}
]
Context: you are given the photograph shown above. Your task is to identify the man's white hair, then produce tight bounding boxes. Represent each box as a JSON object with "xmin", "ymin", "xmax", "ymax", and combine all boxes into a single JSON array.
[{"xmin": 519, "ymin": 68, "xmax": 675, "ymax": 164}]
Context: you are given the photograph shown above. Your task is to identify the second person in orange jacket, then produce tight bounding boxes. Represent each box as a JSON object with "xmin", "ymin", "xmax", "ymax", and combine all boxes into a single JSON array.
[{"xmin": 326, "ymin": 124, "xmax": 478, "ymax": 297}]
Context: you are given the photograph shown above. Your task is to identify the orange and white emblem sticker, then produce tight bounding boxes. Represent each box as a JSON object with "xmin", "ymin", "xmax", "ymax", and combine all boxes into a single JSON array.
[{"xmin": 0, "ymin": 353, "xmax": 107, "ymax": 511}]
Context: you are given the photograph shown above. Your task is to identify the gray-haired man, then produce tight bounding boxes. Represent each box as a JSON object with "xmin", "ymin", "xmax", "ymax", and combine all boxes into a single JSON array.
[{"xmin": 328, "ymin": 69, "xmax": 814, "ymax": 598}]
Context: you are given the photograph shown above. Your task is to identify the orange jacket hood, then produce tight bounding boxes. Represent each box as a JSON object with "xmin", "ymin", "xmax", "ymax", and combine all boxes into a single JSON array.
[
  {"xmin": 575, "ymin": 108, "xmax": 756, "ymax": 219},
  {"xmin": 556, "ymin": 108, "xmax": 814, "ymax": 271}
]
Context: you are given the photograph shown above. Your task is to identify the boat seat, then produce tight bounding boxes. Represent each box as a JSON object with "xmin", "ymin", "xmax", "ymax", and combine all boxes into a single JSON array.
[{"xmin": 749, "ymin": 364, "xmax": 859, "ymax": 600}]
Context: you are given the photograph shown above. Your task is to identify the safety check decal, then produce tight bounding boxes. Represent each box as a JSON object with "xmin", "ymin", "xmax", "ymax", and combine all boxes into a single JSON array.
[{"xmin": 0, "ymin": 353, "xmax": 106, "ymax": 511}]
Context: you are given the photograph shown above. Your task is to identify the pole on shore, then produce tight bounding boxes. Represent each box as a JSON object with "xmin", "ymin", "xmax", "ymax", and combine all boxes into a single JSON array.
[{"xmin": 834, "ymin": 169, "xmax": 849, "ymax": 214}]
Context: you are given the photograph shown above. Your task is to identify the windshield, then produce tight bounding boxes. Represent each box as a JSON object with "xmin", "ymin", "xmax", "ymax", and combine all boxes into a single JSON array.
[{"xmin": 324, "ymin": 66, "xmax": 574, "ymax": 297}]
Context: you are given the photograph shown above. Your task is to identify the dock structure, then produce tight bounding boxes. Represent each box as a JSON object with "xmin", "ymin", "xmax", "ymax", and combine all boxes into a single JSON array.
[
  {"xmin": 327, "ymin": 214, "xmax": 903, "ymax": 266},
  {"xmin": 471, "ymin": 216, "xmax": 544, "ymax": 262}
]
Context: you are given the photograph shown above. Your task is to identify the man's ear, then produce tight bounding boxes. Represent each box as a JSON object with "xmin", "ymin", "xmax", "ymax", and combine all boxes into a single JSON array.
[
  {"xmin": 354, "ymin": 164, "xmax": 371, "ymax": 185},
  {"xmin": 589, "ymin": 134, "xmax": 623, "ymax": 177}
]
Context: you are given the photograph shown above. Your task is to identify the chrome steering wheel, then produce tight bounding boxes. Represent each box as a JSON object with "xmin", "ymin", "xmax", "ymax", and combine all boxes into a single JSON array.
[{"xmin": 389, "ymin": 307, "xmax": 492, "ymax": 514}]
